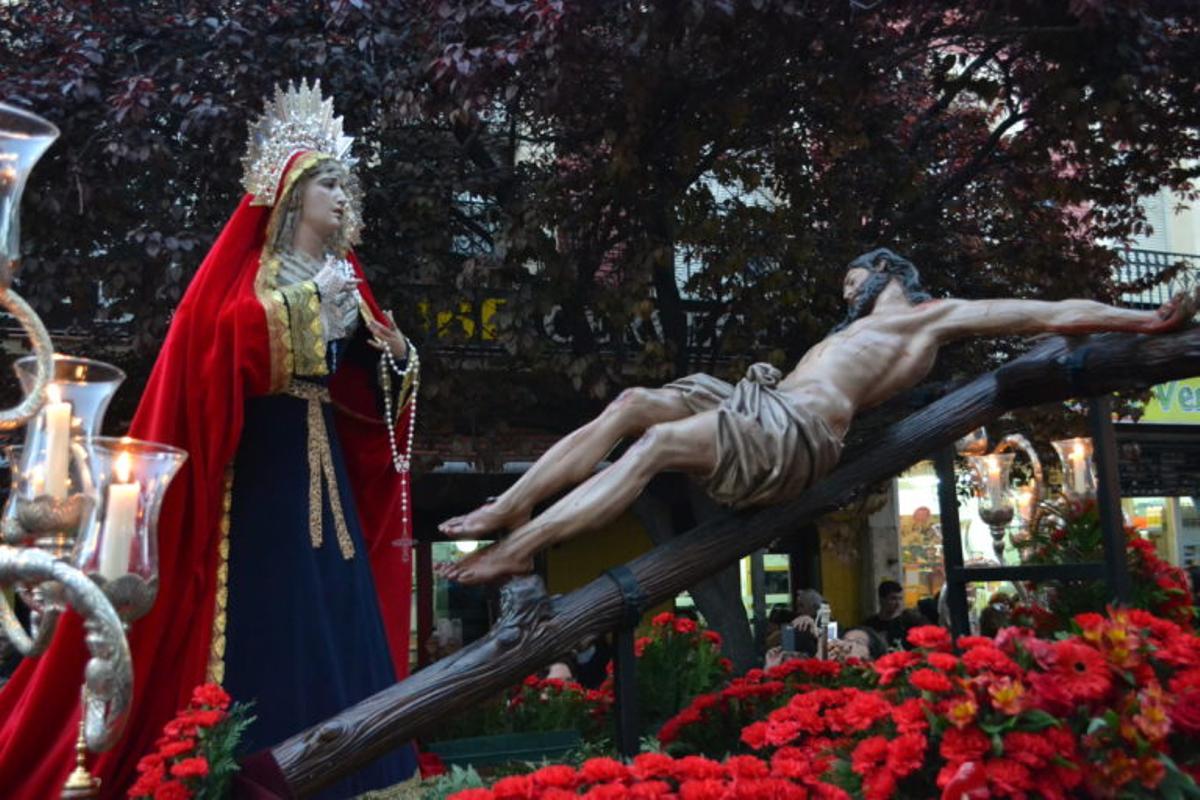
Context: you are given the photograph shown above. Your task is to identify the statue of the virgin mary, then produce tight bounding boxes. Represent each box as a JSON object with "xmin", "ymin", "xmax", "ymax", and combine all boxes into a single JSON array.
[{"xmin": 0, "ymin": 81, "xmax": 419, "ymax": 799}]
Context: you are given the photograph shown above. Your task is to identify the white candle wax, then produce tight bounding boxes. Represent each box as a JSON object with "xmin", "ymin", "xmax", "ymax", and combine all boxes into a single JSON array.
[
  {"xmin": 986, "ymin": 460, "xmax": 1003, "ymax": 507},
  {"xmin": 42, "ymin": 394, "xmax": 71, "ymax": 500},
  {"xmin": 99, "ymin": 456, "xmax": 139, "ymax": 581},
  {"xmin": 1069, "ymin": 443, "xmax": 1088, "ymax": 494}
]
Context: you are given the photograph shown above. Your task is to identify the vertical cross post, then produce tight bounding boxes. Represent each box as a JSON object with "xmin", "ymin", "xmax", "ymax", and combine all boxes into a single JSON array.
[
  {"xmin": 934, "ymin": 446, "xmax": 971, "ymax": 636},
  {"xmin": 1088, "ymin": 396, "xmax": 1133, "ymax": 604},
  {"xmin": 605, "ymin": 565, "xmax": 645, "ymax": 759}
]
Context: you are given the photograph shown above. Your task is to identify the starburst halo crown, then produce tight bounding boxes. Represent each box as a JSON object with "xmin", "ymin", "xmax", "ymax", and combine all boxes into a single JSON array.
[{"xmin": 241, "ymin": 79, "xmax": 357, "ymax": 206}]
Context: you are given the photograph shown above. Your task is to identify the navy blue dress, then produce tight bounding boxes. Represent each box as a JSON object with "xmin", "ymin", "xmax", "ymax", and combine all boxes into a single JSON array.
[{"xmin": 223, "ymin": 349, "xmax": 416, "ymax": 798}]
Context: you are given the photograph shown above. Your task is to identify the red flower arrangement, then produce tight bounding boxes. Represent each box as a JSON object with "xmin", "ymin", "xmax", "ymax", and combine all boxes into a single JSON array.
[
  {"xmin": 459, "ymin": 607, "xmax": 1200, "ymax": 799},
  {"xmin": 128, "ymin": 683, "xmax": 254, "ymax": 800},
  {"xmin": 1015, "ymin": 497, "xmax": 1196, "ymax": 633}
]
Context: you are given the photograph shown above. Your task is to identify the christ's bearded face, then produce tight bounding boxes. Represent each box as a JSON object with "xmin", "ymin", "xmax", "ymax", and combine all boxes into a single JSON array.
[{"xmin": 842, "ymin": 267, "xmax": 873, "ymax": 305}]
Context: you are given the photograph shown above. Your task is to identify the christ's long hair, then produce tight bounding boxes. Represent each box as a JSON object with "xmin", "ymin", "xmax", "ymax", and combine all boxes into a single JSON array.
[{"xmin": 831, "ymin": 248, "xmax": 931, "ymax": 332}]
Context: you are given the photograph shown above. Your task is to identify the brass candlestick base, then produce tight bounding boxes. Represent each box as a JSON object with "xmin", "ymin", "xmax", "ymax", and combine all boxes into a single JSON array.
[{"xmin": 60, "ymin": 713, "xmax": 100, "ymax": 799}]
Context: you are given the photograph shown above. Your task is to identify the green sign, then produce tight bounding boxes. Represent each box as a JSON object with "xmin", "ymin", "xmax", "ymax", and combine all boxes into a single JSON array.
[{"xmin": 1142, "ymin": 378, "xmax": 1200, "ymax": 424}]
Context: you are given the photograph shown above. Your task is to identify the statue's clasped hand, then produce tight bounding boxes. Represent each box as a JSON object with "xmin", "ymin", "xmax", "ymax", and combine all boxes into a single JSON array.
[
  {"xmin": 367, "ymin": 310, "xmax": 408, "ymax": 359},
  {"xmin": 313, "ymin": 260, "xmax": 360, "ymax": 341}
]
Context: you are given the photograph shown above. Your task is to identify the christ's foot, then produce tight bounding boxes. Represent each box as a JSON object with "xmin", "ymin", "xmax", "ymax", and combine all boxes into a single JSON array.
[
  {"xmin": 439, "ymin": 502, "xmax": 529, "ymax": 539},
  {"xmin": 440, "ymin": 544, "xmax": 533, "ymax": 586}
]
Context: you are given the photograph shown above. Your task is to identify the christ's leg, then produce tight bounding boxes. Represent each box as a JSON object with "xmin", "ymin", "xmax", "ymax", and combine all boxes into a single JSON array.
[
  {"xmin": 443, "ymin": 409, "xmax": 718, "ymax": 584},
  {"xmin": 438, "ymin": 387, "xmax": 693, "ymax": 538}
]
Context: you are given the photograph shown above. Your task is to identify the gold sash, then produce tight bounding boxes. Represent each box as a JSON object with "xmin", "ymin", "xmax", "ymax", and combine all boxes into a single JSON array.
[{"xmin": 286, "ymin": 382, "xmax": 355, "ymax": 560}]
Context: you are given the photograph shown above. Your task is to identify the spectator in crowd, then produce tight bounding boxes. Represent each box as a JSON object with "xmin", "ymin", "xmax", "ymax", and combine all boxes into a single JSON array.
[
  {"xmin": 794, "ymin": 588, "xmax": 824, "ymax": 620},
  {"xmin": 571, "ymin": 636, "xmax": 612, "ymax": 690},
  {"xmin": 979, "ymin": 591, "xmax": 1014, "ymax": 637},
  {"xmin": 916, "ymin": 594, "xmax": 940, "ymax": 625},
  {"xmin": 862, "ymin": 580, "xmax": 926, "ymax": 648}
]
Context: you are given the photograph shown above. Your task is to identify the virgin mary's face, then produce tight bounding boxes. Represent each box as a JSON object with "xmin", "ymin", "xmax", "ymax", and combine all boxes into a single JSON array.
[{"xmin": 299, "ymin": 169, "xmax": 348, "ymax": 241}]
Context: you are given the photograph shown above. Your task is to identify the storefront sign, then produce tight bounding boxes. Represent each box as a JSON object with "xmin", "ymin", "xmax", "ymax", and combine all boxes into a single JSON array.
[{"xmin": 1141, "ymin": 379, "xmax": 1200, "ymax": 424}]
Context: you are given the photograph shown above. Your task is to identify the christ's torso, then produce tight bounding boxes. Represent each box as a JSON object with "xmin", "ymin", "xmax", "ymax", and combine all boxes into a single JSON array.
[{"xmin": 777, "ymin": 303, "xmax": 942, "ymax": 439}]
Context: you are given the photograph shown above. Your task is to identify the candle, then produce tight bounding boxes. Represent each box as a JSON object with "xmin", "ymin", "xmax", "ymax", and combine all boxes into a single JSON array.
[
  {"xmin": 985, "ymin": 457, "xmax": 1003, "ymax": 507},
  {"xmin": 42, "ymin": 384, "xmax": 71, "ymax": 499},
  {"xmin": 99, "ymin": 452, "xmax": 139, "ymax": 581},
  {"xmin": 1069, "ymin": 441, "xmax": 1088, "ymax": 494}
]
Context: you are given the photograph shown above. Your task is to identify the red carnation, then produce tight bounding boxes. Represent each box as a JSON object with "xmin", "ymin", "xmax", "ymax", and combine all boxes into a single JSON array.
[
  {"xmin": 187, "ymin": 709, "xmax": 226, "ymax": 728},
  {"xmin": 891, "ymin": 697, "xmax": 930, "ymax": 734},
  {"xmin": 1168, "ymin": 668, "xmax": 1200, "ymax": 734},
  {"xmin": 136, "ymin": 753, "xmax": 164, "ymax": 773},
  {"xmin": 582, "ymin": 784, "xmax": 631, "ymax": 800},
  {"xmin": 886, "ymin": 733, "xmax": 927, "ymax": 778},
  {"xmin": 158, "ymin": 739, "xmax": 196, "ymax": 759},
  {"xmin": 872, "ymin": 650, "xmax": 921, "ymax": 685},
  {"xmin": 651, "ymin": 612, "xmax": 674, "ymax": 627},
  {"xmin": 190, "ymin": 683, "xmax": 231, "ymax": 711},
  {"xmin": 674, "ymin": 618, "xmax": 698, "ymax": 635},
  {"xmin": 702, "ymin": 630, "xmax": 722, "ymax": 647},
  {"xmin": 926, "ymin": 652, "xmax": 959, "ymax": 672},
  {"xmin": 741, "ymin": 721, "xmax": 768, "ymax": 749},
  {"xmin": 725, "ymin": 756, "xmax": 769, "ymax": 779},
  {"xmin": 532, "ymin": 765, "xmax": 579, "ymax": 789},
  {"xmin": 962, "ymin": 644, "xmax": 1021, "ymax": 676},
  {"xmin": 956, "ymin": 636, "xmax": 993, "ymax": 649},
  {"xmin": 628, "ymin": 753, "xmax": 676, "ymax": 777},
  {"xmin": 128, "ymin": 763, "xmax": 166, "ymax": 797},
  {"xmin": 907, "ymin": 625, "xmax": 952, "ymax": 651},
  {"xmin": 675, "ymin": 755, "xmax": 724, "ymax": 781},
  {"xmin": 491, "ymin": 774, "xmax": 535, "ymax": 799},
  {"xmin": 629, "ymin": 781, "xmax": 672, "ymax": 799},
  {"xmin": 580, "ymin": 757, "xmax": 629, "ymax": 784},
  {"xmin": 861, "ymin": 770, "xmax": 897, "ymax": 800},
  {"xmin": 678, "ymin": 779, "xmax": 725, "ymax": 800},
  {"xmin": 939, "ymin": 726, "xmax": 990, "ymax": 763},
  {"xmin": 169, "ymin": 757, "xmax": 209, "ymax": 780},
  {"xmin": 850, "ymin": 735, "xmax": 889, "ymax": 775},
  {"xmin": 909, "ymin": 668, "xmax": 953, "ymax": 694},
  {"xmin": 152, "ymin": 781, "xmax": 192, "ymax": 800},
  {"xmin": 985, "ymin": 758, "xmax": 1033, "ymax": 795}
]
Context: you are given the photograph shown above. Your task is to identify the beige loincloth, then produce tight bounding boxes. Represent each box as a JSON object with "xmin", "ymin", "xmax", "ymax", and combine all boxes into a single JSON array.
[{"xmin": 664, "ymin": 363, "xmax": 843, "ymax": 509}]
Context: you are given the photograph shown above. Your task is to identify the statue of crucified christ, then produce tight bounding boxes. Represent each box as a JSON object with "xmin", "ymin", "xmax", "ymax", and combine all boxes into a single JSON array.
[{"xmin": 437, "ymin": 249, "xmax": 1197, "ymax": 585}]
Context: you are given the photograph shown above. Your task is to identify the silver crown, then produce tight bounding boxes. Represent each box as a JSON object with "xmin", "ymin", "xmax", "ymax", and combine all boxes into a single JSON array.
[{"xmin": 241, "ymin": 79, "xmax": 356, "ymax": 205}]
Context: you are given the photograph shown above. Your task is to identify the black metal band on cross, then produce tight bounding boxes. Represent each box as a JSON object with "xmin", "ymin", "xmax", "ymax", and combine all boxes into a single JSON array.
[
  {"xmin": 604, "ymin": 565, "xmax": 647, "ymax": 629},
  {"xmin": 1063, "ymin": 344, "xmax": 1094, "ymax": 397}
]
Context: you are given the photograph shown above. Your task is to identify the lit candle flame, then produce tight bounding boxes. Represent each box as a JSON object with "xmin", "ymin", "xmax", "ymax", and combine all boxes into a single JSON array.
[
  {"xmin": 1072, "ymin": 441, "xmax": 1085, "ymax": 460},
  {"xmin": 46, "ymin": 383, "xmax": 62, "ymax": 404},
  {"xmin": 114, "ymin": 452, "xmax": 133, "ymax": 484}
]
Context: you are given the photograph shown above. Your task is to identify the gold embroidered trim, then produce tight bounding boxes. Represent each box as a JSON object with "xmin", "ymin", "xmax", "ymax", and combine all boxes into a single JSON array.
[
  {"xmin": 255, "ymin": 255, "xmax": 292, "ymax": 393},
  {"xmin": 276, "ymin": 279, "xmax": 328, "ymax": 376},
  {"xmin": 206, "ymin": 469, "xmax": 234, "ymax": 685},
  {"xmin": 287, "ymin": 382, "xmax": 355, "ymax": 560}
]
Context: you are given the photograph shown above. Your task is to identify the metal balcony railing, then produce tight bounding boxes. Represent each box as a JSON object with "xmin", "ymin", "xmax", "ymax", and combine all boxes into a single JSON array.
[{"xmin": 1117, "ymin": 248, "xmax": 1199, "ymax": 308}]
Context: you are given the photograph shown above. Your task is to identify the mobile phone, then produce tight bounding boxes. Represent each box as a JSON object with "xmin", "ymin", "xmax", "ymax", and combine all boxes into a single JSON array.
[{"xmin": 781, "ymin": 625, "xmax": 797, "ymax": 652}]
